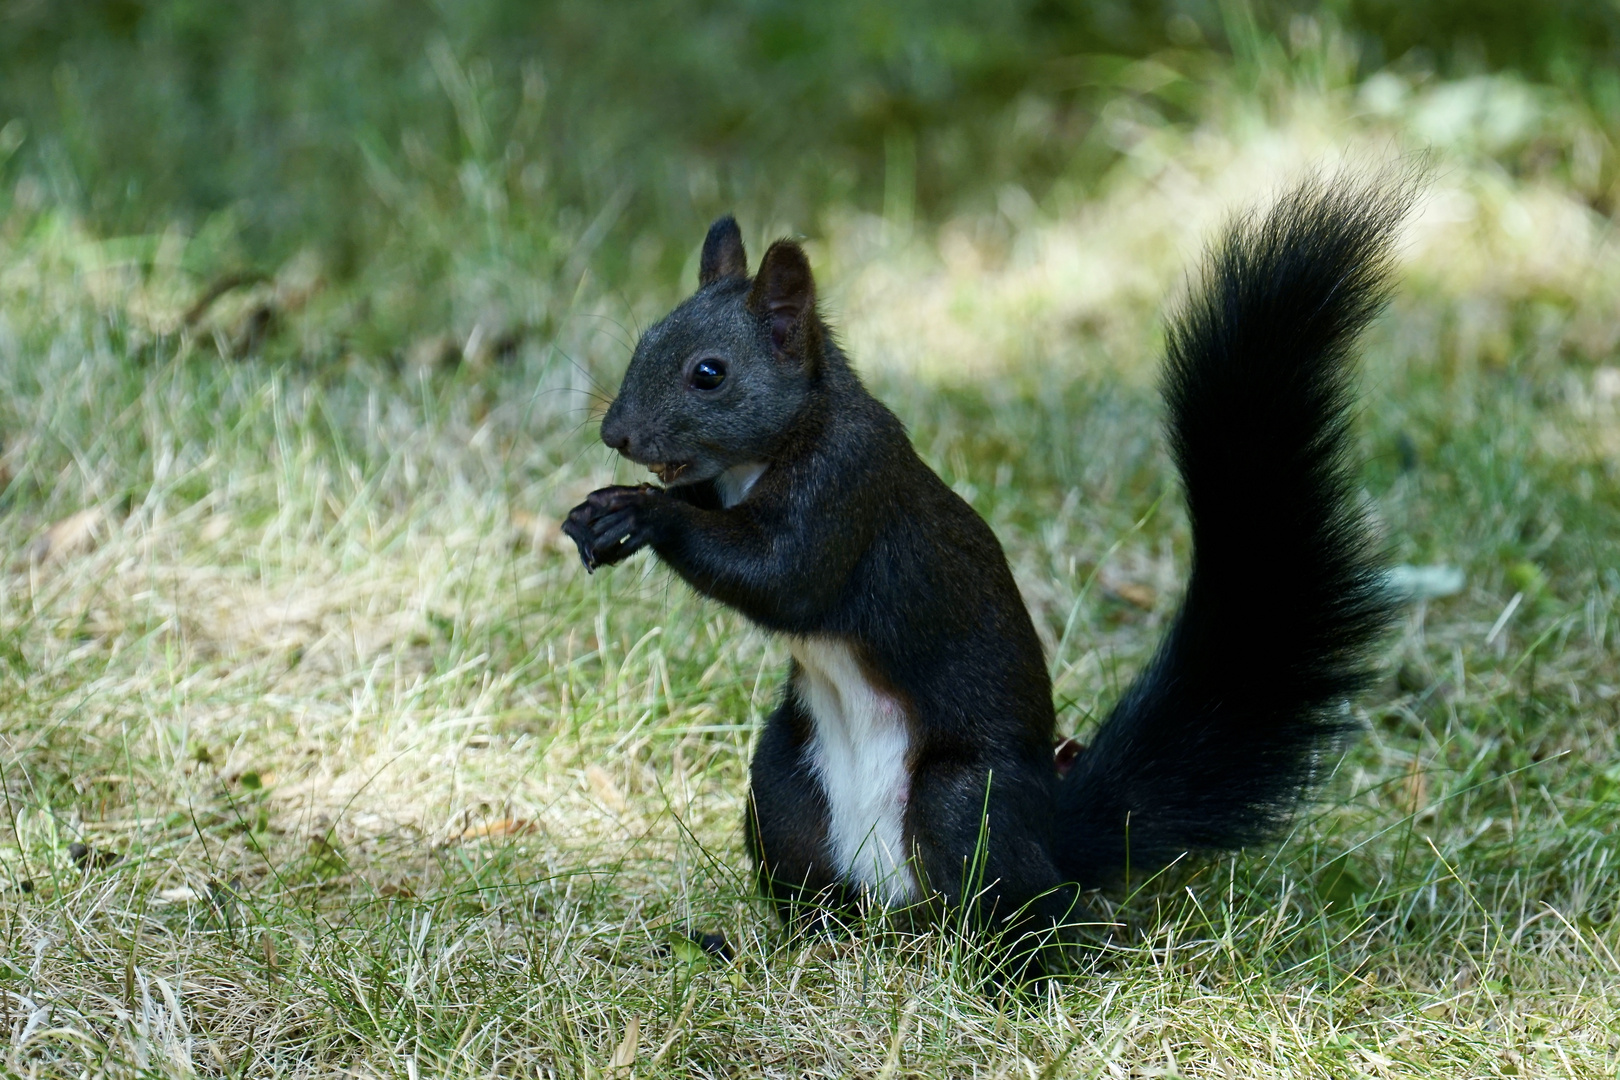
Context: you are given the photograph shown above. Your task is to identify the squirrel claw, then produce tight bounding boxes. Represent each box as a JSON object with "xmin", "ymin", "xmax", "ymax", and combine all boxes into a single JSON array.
[
  {"xmin": 562, "ymin": 485, "xmax": 661, "ymax": 571},
  {"xmin": 561, "ymin": 507, "xmax": 601, "ymax": 571}
]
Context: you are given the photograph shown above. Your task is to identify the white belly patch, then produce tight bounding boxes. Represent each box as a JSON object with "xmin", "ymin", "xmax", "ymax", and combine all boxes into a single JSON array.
[
  {"xmin": 715, "ymin": 461, "xmax": 768, "ymax": 508},
  {"xmin": 789, "ymin": 637, "xmax": 918, "ymax": 905}
]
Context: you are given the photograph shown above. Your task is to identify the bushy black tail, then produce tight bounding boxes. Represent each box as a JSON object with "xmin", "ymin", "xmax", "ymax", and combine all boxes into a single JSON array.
[{"xmin": 1056, "ymin": 175, "xmax": 1413, "ymax": 888}]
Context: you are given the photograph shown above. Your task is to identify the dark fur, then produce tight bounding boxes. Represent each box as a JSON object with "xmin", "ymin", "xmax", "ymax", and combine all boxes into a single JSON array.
[
  {"xmin": 564, "ymin": 176, "xmax": 1408, "ymax": 962},
  {"xmin": 1057, "ymin": 179, "xmax": 1410, "ymax": 885}
]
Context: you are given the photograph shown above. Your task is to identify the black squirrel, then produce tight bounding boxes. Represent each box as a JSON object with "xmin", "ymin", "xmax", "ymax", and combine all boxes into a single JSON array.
[{"xmin": 563, "ymin": 176, "xmax": 1410, "ymax": 964}]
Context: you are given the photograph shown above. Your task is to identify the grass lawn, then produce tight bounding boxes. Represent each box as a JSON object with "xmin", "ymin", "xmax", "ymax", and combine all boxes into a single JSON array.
[{"xmin": 2, "ymin": 66, "xmax": 1618, "ymax": 1078}]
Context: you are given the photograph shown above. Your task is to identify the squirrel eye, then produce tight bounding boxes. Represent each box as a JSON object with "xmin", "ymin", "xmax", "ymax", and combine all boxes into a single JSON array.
[{"xmin": 690, "ymin": 358, "xmax": 727, "ymax": 391}]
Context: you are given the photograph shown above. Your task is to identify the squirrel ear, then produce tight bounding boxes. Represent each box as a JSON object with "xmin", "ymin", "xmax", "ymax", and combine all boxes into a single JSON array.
[
  {"xmin": 699, "ymin": 215, "xmax": 748, "ymax": 286},
  {"xmin": 747, "ymin": 239, "xmax": 816, "ymax": 352}
]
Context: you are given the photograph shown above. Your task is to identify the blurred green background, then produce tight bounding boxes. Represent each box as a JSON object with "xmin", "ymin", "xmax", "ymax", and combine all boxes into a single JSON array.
[{"xmin": 4, "ymin": 0, "xmax": 1619, "ymax": 289}]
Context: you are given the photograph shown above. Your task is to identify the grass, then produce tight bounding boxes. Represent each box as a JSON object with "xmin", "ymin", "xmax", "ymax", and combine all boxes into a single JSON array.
[{"xmin": 2, "ymin": 52, "xmax": 1619, "ymax": 1079}]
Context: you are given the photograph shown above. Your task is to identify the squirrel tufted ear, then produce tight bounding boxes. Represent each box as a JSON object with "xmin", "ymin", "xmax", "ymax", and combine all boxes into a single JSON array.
[
  {"xmin": 747, "ymin": 239, "xmax": 816, "ymax": 353},
  {"xmin": 699, "ymin": 215, "xmax": 748, "ymax": 286}
]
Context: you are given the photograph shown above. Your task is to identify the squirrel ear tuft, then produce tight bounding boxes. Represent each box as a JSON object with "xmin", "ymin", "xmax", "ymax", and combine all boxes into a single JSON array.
[
  {"xmin": 699, "ymin": 215, "xmax": 748, "ymax": 286},
  {"xmin": 748, "ymin": 239, "xmax": 816, "ymax": 352}
]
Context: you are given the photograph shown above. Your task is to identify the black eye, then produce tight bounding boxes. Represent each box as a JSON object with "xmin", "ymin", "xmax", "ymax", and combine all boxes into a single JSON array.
[{"xmin": 690, "ymin": 358, "xmax": 726, "ymax": 391}]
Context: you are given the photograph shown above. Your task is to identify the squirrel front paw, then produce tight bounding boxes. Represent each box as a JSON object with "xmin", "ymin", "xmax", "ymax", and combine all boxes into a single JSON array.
[{"xmin": 562, "ymin": 484, "xmax": 664, "ymax": 571}]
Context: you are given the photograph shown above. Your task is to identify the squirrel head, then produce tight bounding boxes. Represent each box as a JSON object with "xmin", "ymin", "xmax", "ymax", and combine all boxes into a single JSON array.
[{"xmin": 600, "ymin": 215, "xmax": 823, "ymax": 488}]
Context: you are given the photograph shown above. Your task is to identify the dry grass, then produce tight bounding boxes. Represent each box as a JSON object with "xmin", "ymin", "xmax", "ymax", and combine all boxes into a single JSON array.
[{"xmin": 2, "ymin": 59, "xmax": 1618, "ymax": 1078}]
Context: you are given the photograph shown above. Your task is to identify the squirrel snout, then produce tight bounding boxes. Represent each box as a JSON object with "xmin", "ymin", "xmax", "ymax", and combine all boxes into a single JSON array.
[{"xmin": 600, "ymin": 411, "xmax": 636, "ymax": 456}]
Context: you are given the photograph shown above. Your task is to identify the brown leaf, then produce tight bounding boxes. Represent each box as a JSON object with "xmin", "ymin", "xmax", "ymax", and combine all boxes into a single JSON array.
[
  {"xmin": 28, "ymin": 507, "xmax": 109, "ymax": 565},
  {"xmin": 586, "ymin": 765, "xmax": 627, "ymax": 813},
  {"xmin": 607, "ymin": 1016, "xmax": 639, "ymax": 1075},
  {"xmin": 459, "ymin": 817, "xmax": 536, "ymax": 841},
  {"xmin": 1403, "ymin": 758, "xmax": 1430, "ymax": 818},
  {"xmin": 1105, "ymin": 581, "xmax": 1157, "ymax": 610}
]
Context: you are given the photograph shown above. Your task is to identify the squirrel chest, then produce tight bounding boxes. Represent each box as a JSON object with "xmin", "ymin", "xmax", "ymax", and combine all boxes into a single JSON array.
[{"xmin": 787, "ymin": 636, "xmax": 920, "ymax": 905}]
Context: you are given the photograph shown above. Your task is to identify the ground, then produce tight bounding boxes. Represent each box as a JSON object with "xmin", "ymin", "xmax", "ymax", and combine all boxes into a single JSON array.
[{"xmin": 1, "ymin": 65, "xmax": 1618, "ymax": 1079}]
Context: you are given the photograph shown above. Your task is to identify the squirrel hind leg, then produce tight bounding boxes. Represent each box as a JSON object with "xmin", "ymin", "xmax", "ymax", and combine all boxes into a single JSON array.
[
  {"xmin": 747, "ymin": 698, "xmax": 860, "ymax": 931},
  {"xmin": 904, "ymin": 752, "xmax": 1096, "ymax": 965}
]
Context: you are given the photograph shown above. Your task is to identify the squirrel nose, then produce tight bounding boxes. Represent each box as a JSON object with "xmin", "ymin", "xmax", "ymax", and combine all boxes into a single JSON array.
[{"xmin": 600, "ymin": 412, "xmax": 634, "ymax": 455}]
